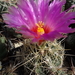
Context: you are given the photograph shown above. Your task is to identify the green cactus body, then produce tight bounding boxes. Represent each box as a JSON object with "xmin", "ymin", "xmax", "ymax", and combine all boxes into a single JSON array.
[{"xmin": 21, "ymin": 39, "xmax": 68, "ymax": 75}]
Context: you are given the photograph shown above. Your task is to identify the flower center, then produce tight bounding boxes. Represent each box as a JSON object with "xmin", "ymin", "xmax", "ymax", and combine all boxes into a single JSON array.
[{"xmin": 36, "ymin": 21, "xmax": 45, "ymax": 35}]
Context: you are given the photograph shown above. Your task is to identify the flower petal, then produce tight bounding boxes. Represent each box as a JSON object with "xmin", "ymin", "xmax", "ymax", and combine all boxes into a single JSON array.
[
  {"xmin": 42, "ymin": 31, "xmax": 63, "ymax": 41},
  {"xmin": 17, "ymin": 0, "xmax": 37, "ymax": 26}
]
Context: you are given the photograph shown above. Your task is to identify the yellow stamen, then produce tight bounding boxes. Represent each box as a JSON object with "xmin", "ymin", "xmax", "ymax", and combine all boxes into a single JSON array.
[{"xmin": 36, "ymin": 21, "xmax": 45, "ymax": 35}]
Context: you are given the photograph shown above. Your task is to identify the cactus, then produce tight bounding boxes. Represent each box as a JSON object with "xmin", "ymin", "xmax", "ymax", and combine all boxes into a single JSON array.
[{"xmin": 18, "ymin": 39, "xmax": 68, "ymax": 75}]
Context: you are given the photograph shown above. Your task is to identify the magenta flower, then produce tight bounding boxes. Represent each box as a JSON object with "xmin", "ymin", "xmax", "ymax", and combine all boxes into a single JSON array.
[{"xmin": 2, "ymin": 0, "xmax": 75, "ymax": 42}]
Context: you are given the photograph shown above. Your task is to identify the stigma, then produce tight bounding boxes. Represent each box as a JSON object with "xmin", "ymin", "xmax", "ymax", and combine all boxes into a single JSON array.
[{"xmin": 36, "ymin": 21, "xmax": 45, "ymax": 35}]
